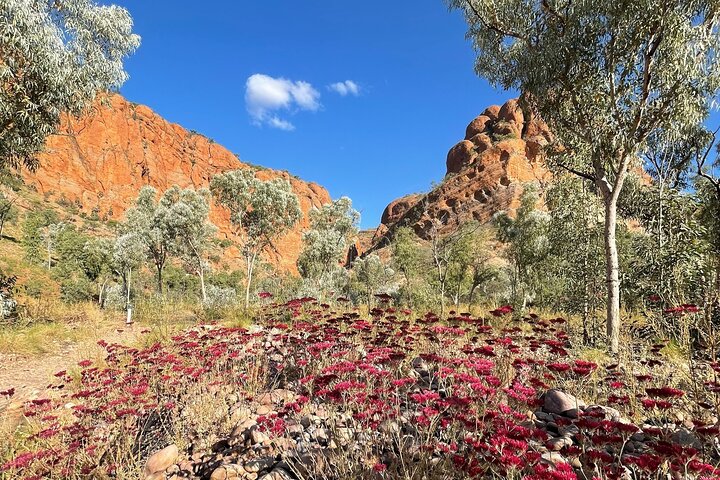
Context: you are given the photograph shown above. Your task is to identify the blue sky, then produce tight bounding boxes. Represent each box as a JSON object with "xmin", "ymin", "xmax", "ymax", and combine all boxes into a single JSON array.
[{"xmin": 114, "ymin": 0, "xmax": 514, "ymax": 229}]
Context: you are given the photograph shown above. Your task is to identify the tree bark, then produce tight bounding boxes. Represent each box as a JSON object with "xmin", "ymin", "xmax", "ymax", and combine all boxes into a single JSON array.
[
  {"xmin": 156, "ymin": 262, "xmax": 163, "ymax": 294},
  {"xmin": 244, "ymin": 252, "xmax": 256, "ymax": 310},
  {"xmin": 468, "ymin": 284, "xmax": 477, "ymax": 311},
  {"xmin": 604, "ymin": 195, "xmax": 621, "ymax": 354},
  {"xmin": 199, "ymin": 265, "xmax": 207, "ymax": 304}
]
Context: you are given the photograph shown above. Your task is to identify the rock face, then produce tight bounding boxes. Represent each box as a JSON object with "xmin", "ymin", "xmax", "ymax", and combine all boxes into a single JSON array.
[
  {"xmin": 23, "ymin": 94, "xmax": 331, "ymax": 273},
  {"xmin": 371, "ymin": 98, "xmax": 552, "ymax": 244}
]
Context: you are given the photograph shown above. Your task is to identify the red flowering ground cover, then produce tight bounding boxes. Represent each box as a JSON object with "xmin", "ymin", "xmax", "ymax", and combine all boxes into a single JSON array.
[{"xmin": 2, "ymin": 299, "xmax": 720, "ymax": 479}]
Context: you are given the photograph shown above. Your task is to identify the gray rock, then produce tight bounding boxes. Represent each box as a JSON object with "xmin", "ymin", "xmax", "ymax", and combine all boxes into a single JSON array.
[
  {"xmin": 244, "ymin": 457, "xmax": 275, "ymax": 473},
  {"xmin": 542, "ymin": 389, "xmax": 585, "ymax": 415}
]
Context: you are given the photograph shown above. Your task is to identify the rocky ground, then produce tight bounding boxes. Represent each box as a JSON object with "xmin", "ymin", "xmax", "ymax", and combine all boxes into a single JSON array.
[{"xmin": 2, "ymin": 300, "xmax": 718, "ymax": 480}]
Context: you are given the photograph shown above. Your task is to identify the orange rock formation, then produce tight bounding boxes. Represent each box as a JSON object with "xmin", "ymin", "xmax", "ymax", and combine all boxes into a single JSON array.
[
  {"xmin": 23, "ymin": 94, "xmax": 331, "ymax": 273},
  {"xmin": 371, "ymin": 98, "xmax": 552, "ymax": 245}
]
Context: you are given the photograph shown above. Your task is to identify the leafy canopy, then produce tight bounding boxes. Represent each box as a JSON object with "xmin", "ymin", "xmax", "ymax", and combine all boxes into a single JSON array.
[
  {"xmin": 210, "ymin": 169, "xmax": 302, "ymax": 256},
  {"xmin": 447, "ymin": 0, "xmax": 720, "ymax": 186},
  {"xmin": 1, "ymin": 0, "xmax": 140, "ymax": 169}
]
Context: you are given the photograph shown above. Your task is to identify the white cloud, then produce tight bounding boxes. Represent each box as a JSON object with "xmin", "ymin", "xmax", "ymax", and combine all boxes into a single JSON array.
[
  {"xmin": 245, "ymin": 74, "xmax": 321, "ymax": 130},
  {"xmin": 328, "ymin": 80, "xmax": 360, "ymax": 96},
  {"xmin": 268, "ymin": 116, "xmax": 295, "ymax": 131}
]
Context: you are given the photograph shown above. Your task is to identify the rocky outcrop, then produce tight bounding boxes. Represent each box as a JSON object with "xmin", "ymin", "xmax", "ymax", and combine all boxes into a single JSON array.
[
  {"xmin": 371, "ymin": 98, "xmax": 552, "ymax": 244},
  {"xmin": 23, "ymin": 94, "xmax": 331, "ymax": 273}
]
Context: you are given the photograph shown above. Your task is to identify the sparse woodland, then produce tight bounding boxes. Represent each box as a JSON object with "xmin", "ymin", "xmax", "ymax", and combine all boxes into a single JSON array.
[{"xmin": 2, "ymin": 0, "xmax": 720, "ymax": 479}]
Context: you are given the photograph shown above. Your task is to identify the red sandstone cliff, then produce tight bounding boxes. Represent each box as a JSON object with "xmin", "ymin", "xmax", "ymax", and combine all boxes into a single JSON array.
[
  {"xmin": 22, "ymin": 94, "xmax": 331, "ymax": 273},
  {"xmin": 371, "ymin": 98, "xmax": 552, "ymax": 246}
]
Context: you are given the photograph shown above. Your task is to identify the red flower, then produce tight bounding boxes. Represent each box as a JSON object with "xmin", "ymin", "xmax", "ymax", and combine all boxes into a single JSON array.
[{"xmin": 645, "ymin": 386, "xmax": 684, "ymax": 398}]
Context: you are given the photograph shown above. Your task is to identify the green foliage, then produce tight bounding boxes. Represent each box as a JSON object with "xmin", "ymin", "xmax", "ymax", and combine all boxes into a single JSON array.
[
  {"xmin": 449, "ymin": 0, "xmax": 720, "ymax": 352},
  {"xmin": 350, "ymin": 254, "xmax": 394, "ymax": 307},
  {"xmin": 391, "ymin": 226, "xmax": 427, "ymax": 305},
  {"xmin": 493, "ymin": 185, "xmax": 550, "ymax": 311},
  {"xmin": 158, "ymin": 186, "xmax": 217, "ymax": 302},
  {"xmin": 210, "ymin": 170, "xmax": 302, "ymax": 251},
  {"xmin": 208, "ymin": 269, "xmax": 245, "ymax": 291},
  {"xmin": 210, "ymin": 169, "xmax": 302, "ymax": 308},
  {"xmin": 298, "ymin": 197, "xmax": 359, "ymax": 298},
  {"xmin": 620, "ymin": 178, "xmax": 710, "ymax": 307},
  {"xmin": 0, "ymin": 167, "xmax": 23, "ymax": 191},
  {"xmin": 22, "ymin": 208, "xmax": 59, "ymax": 264},
  {"xmin": 123, "ymin": 186, "xmax": 170, "ymax": 292},
  {"xmin": 112, "ymin": 232, "xmax": 145, "ymax": 301},
  {"xmin": 0, "ymin": 0, "xmax": 140, "ymax": 169},
  {"xmin": 0, "ymin": 191, "xmax": 19, "ymax": 237},
  {"xmin": 0, "ymin": 269, "xmax": 17, "ymax": 319}
]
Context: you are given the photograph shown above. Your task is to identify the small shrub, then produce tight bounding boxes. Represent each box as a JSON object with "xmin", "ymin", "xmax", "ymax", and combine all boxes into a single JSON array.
[
  {"xmin": 203, "ymin": 284, "xmax": 237, "ymax": 310},
  {"xmin": 60, "ymin": 276, "xmax": 95, "ymax": 303}
]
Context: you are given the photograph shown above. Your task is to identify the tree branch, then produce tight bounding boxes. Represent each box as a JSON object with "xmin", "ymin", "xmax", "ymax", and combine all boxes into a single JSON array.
[{"xmin": 555, "ymin": 161, "xmax": 597, "ymax": 182}]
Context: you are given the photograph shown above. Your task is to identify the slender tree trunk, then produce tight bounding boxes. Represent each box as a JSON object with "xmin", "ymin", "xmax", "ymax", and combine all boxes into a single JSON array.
[
  {"xmin": 244, "ymin": 252, "xmax": 256, "ymax": 310},
  {"xmin": 99, "ymin": 278, "xmax": 108, "ymax": 308},
  {"xmin": 604, "ymin": 195, "xmax": 621, "ymax": 354},
  {"xmin": 468, "ymin": 283, "xmax": 477, "ymax": 311},
  {"xmin": 403, "ymin": 271, "xmax": 411, "ymax": 306},
  {"xmin": 0, "ymin": 217, "xmax": 5, "ymax": 238},
  {"xmin": 156, "ymin": 263, "xmax": 163, "ymax": 294},
  {"xmin": 657, "ymin": 181, "xmax": 666, "ymax": 297},
  {"xmin": 199, "ymin": 265, "xmax": 207, "ymax": 304},
  {"xmin": 439, "ymin": 279, "xmax": 446, "ymax": 318}
]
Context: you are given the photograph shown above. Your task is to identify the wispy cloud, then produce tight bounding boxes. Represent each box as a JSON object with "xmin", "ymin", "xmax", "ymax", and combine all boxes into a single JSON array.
[
  {"xmin": 267, "ymin": 116, "xmax": 295, "ymax": 131},
  {"xmin": 328, "ymin": 80, "xmax": 360, "ymax": 96},
  {"xmin": 245, "ymin": 73, "xmax": 321, "ymax": 130}
]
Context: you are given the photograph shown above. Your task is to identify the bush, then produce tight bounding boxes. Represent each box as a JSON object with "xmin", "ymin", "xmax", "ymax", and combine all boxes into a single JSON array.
[
  {"xmin": 21, "ymin": 276, "xmax": 56, "ymax": 299},
  {"xmin": 203, "ymin": 285, "xmax": 237, "ymax": 310},
  {"xmin": 60, "ymin": 276, "xmax": 95, "ymax": 303},
  {"xmin": 103, "ymin": 283, "xmax": 127, "ymax": 310}
]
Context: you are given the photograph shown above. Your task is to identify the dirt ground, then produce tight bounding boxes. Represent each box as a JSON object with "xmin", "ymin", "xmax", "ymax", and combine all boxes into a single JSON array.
[{"xmin": 0, "ymin": 322, "xmax": 143, "ymax": 432}]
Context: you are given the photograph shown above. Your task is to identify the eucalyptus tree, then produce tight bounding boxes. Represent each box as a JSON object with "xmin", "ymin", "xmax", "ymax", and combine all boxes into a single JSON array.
[
  {"xmin": 465, "ymin": 229, "xmax": 497, "ymax": 309},
  {"xmin": 0, "ymin": 0, "xmax": 140, "ymax": 169},
  {"xmin": 494, "ymin": 185, "xmax": 550, "ymax": 313},
  {"xmin": 427, "ymin": 219, "xmax": 480, "ymax": 316},
  {"xmin": 391, "ymin": 226, "xmax": 426, "ymax": 305},
  {"xmin": 445, "ymin": 223, "xmax": 485, "ymax": 308},
  {"xmin": 124, "ymin": 186, "xmax": 174, "ymax": 294},
  {"xmin": 695, "ymin": 135, "xmax": 720, "ymax": 314},
  {"xmin": 448, "ymin": 0, "xmax": 720, "ymax": 353},
  {"xmin": 210, "ymin": 169, "xmax": 302, "ymax": 309},
  {"xmin": 546, "ymin": 175, "xmax": 605, "ymax": 343},
  {"xmin": 22, "ymin": 208, "xmax": 58, "ymax": 263},
  {"xmin": 112, "ymin": 232, "xmax": 145, "ymax": 312},
  {"xmin": 621, "ymin": 179, "xmax": 707, "ymax": 307},
  {"xmin": 41, "ymin": 222, "xmax": 66, "ymax": 270},
  {"xmin": 351, "ymin": 253, "xmax": 394, "ymax": 308},
  {"xmin": 297, "ymin": 197, "xmax": 360, "ymax": 297},
  {"xmin": 159, "ymin": 186, "xmax": 218, "ymax": 304}
]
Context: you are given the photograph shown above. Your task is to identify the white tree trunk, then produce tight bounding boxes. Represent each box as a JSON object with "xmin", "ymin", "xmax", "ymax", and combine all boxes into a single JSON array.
[
  {"xmin": 604, "ymin": 196, "xmax": 621, "ymax": 354},
  {"xmin": 244, "ymin": 252, "xmax": 256, "ymax": 310},
  {"xmin": 199, "ymin": 265, "xmax": 207, "ymax": 304}
]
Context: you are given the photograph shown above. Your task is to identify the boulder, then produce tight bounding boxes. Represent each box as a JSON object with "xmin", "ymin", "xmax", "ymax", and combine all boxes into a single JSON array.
[
  {"xmin": 482, "ymin": 104, "xmax": 501, "ymax": 120},
  {"xmin": 446, "ymin": 140, "xmax": 477, "ymax": 175},
  {"xmin": 465, "ymin": 115, "xmax": 493, "ymax": 139},
  {"xmin": 542, "ymin": 389, "xmax": 586, "ymax": 415},
  {"xmin": 498, "ymin": 98, "xmax": 525, "ymax": 126},
  {"xmin": 143, "ymin": 444, "xmax": 179, "ymax": 478}
]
